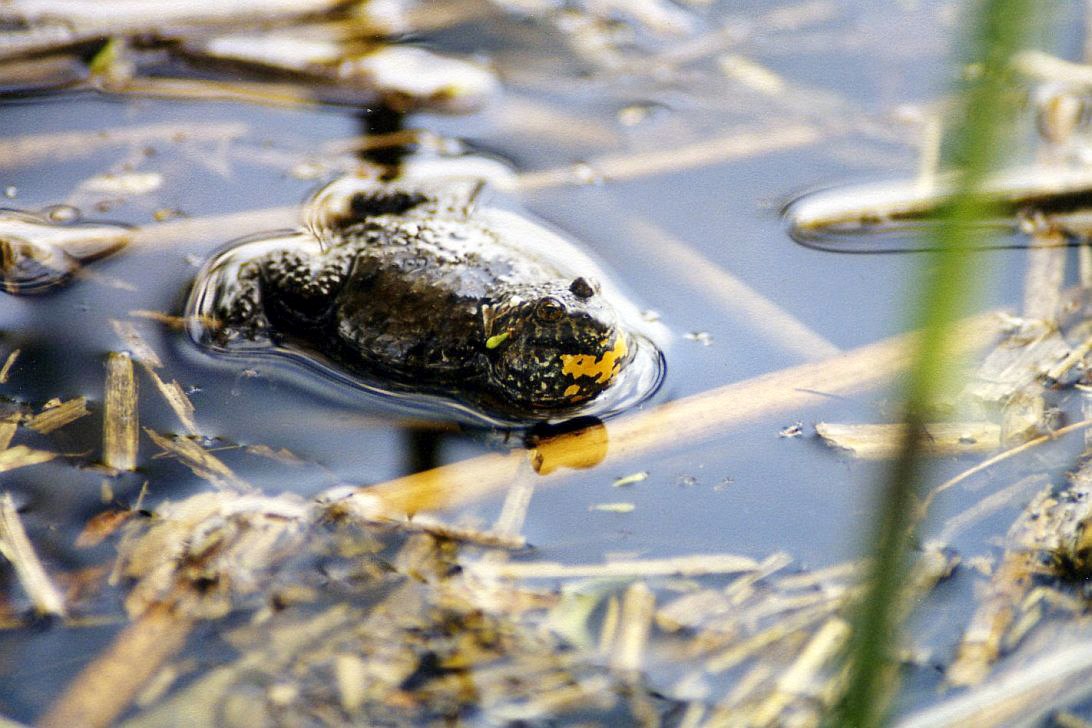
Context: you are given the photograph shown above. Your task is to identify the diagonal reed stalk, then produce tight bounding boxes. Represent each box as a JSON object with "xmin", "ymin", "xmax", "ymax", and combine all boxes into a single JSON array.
[{"xmin": 834, "ymin": 2, "xmax": 1039, "ymax": 726}]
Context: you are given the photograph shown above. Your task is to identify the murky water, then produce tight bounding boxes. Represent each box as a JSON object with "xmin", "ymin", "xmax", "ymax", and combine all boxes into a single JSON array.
[{"xmin": 2, "ymin": 1, "xmax": 1091, "ymax": 724}]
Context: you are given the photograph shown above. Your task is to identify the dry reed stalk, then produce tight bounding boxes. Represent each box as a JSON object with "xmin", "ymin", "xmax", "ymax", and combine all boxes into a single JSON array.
[
  {"xmin": 609, "ymin": 582, "xmax": 657, "ymax": 673},
  {"xmin": 515, "ymin": 124, "xmax": 822, "ymax": 190},
  {"xmin": 816, "ymin": 421, "xmax": 1001, "ymax": 459},
  {"xmin": 899, "ymin": 636, "xmax": 1092, "ymax": 728},
  {"xmin": 0, "ymin": 446, "xmax": 54, "ymax": 472},
  {"xmin": 0, "ymin": 414, "xmax": 18, "ymax": 451},
  {"xmin": 0, "ymin": 492, "xmax": 66, "ymax": 617},
  {"xmin": 39, "ymin": 604, "xmax": 196, "ymax": 728},
  {"xmin": 0, "ymin": 349, "xmax": 19, "ymax": 383},
  {"xmin": 103, "ymin": 352, "xmax": 139, "ymax": 471},
  {"xmin": 27, "ymin": 397, "xmax": 89, "ymax": 434},
  {"xmin": 468, "ymin": 553, "xmax": 759, "ymax": 581},
  {"xmin": 354, "ymin": 309, "xmax": 1006, "ymax": 517}
]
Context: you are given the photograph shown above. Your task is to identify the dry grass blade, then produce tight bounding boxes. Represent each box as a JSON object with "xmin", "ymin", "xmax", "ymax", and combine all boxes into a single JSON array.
[
  {"xmin": 515, "ymin": 124, "xmax": 822, "ymax": 190},
  {"xmin": 705, "ymin": 599, "xmax": 845, "ymax": 675},
  {"xmin": 103, "ymin": 352, "xmax": 139, "ymax": 471},
  {"xmin": 27, "ymin": 397, "xmax": 89, "ymax": 434},
  {"xmin": 144, "ymin": 429, "xmax": 251, "ymax": 492},
  {"xmin": 816, "ymin": 422, "xmax": 1001, "ymax": 459},
  {"xmin": 355, "ymin": 309, "xmax": 1006, "ymax": 517},
  {"xmin": 467, "ymin": 553, "xmax": 760, "ymax": 580},
  {"xmin": 0, "ymin": 492, "xmax": 66, "ymax": 617},
  {"xmin": 110, "ymin": 320, "xmax": 164, "ymax": 369},
  {"xmin": 0, "ymin": 349, "xmax": 19, "ymax": 383},
  {"xmin": 0, "ymin": 446, "xmax": 55, "ymax": 473}
]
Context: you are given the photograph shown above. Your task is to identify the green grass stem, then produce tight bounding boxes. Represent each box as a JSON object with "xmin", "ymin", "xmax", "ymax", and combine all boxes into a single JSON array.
[{"xmin": 833, "ymin": 2, "xmax": 1039, "ymax": 726}]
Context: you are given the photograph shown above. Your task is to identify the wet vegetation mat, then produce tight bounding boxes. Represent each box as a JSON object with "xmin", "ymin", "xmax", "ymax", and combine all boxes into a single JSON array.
[{"xmin": 8, "ymin": 1, "xmax": 1092, "ymax": 726}]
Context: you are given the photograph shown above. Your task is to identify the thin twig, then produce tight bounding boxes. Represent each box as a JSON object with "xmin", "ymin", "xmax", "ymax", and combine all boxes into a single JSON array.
[{"xmin": 922, "ymin": 418, "xmax": 1092, "ymax": 513}]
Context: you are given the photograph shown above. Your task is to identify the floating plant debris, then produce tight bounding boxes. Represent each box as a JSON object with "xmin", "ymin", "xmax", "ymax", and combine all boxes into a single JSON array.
[
  {"xmin": 0, "ymin": 209, "xmax": 130, "ymax": 294},
  {"xmin": 785, "ymin": 165, "xmax": 1092, "ymax": 252}
]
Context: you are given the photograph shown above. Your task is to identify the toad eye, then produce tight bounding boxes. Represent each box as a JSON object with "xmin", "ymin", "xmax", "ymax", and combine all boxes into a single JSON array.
[{"xmin": 534, "ymin": 296, "xmax": 566, "ymax": 323}]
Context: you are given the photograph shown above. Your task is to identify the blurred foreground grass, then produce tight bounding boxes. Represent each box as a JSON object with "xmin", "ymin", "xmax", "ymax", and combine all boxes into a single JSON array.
[{"xmin": 836, "ymin": 1, "xmax": 1041, "ymax": 726}]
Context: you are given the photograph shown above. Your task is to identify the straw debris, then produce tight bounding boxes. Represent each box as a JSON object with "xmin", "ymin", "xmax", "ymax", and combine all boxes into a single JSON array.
[
  {"xmin": 144, "ymin": 429, "xmax": 251, "ymax": 493},
  {"xmin": 0, "ymin": 348, "xmax": 19, "ymax": 383},
  {"xmin": 103, "ymin": 352, "xmax": 139, "ymax": 471},
  {"xmin": 0, "ymin": 446, "xmax": 55, "ymax": 473},
  {"xmin": 0, "ymin": 492, "xmax": 66, "ymax": 617},
  {"xmin": 111, "ymin": 319, "xmax": 199, "ymax": 435},
  {"xmin": 816, "ymin": 421, "xmax": 1002, "ymax": 459},
  {"xmin": 27, "ymin": 396, "xmax": 89, "ymax": 434}
]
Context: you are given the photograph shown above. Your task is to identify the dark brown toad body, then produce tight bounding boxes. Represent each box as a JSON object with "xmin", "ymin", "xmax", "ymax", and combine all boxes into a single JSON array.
[{"xmin": 213, "ymin": 179, "xmax": 634, "ymax": 411}]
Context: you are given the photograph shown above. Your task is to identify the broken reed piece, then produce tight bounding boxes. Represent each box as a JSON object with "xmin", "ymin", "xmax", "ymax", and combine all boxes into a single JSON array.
[
  {"xmin": 609, "ymin": 581, "xmax": 656, "ymax": 674},
  {"xmin": 0, "ymin": 348, "xmax": 19, "ymax": 383},
  {"xmin": 0, "ymin": 491, "xmax": 66, "ymax": 617},
  {"xmin": 103, "ymin": 351, "xmax": 139, "ymax": 472},
  {"xmin": 110, "ymin": 319, "xmax": 199, "ymax": 436},
  {"xmin": 26, "ymin": 397, "xmax": 89, "ymax": 434},
  {"xmin": 144, "ymin": 428, "xmax": 252, "ymax": 493},
  {"xmin": 815, "ymin": 421, "xmax": 1002, "ymax": 459}
]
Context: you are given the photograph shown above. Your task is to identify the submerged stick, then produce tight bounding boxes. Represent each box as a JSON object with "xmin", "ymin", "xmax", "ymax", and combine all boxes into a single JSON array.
[
  {"xmin": 516, "ymin": 124, "xmax": 822, "ymax": 190},
  {"xmin": 610, "ymin": 211, "xmax": 841, "ymax": 362},
  {"xmin": 354, "ymin": 309, "xmax": 1005, "ymax": 517},
  {"xmin": 38, "ymin": 604, "xmax": 194, "ymax": 728},
  {"xmin": 0, "ymin": 122, "xmax": 249, "ymax": 170}
]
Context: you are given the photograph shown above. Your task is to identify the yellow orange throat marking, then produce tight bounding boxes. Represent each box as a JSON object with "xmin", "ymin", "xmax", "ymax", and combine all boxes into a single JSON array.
[{"xmin": 560, "ymin": 335, "xmax": 628, "ymax": 386}]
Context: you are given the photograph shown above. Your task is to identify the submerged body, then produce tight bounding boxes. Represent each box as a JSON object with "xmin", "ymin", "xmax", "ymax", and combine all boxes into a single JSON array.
[{"xmin": 192, "ymin": 177, "xmax": 659, "ymax": 419}]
